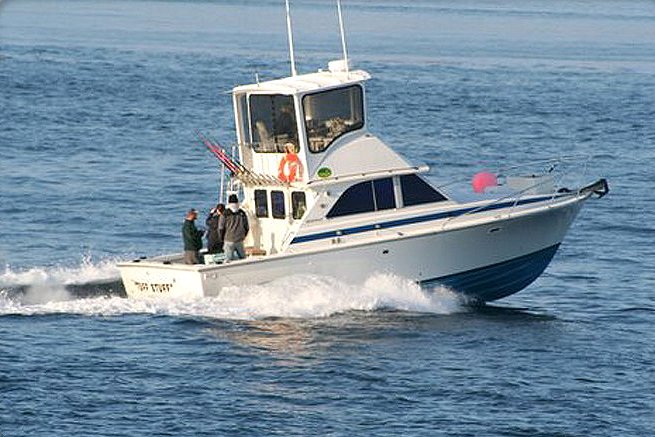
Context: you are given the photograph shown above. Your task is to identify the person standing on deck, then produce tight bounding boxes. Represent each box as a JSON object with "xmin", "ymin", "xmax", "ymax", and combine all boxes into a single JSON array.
[
  {"xmin": 182, "ymin": 209, "xmax": 203, "ymax": 264},
  {"xmin": 205, "ymin": 203, "xmax": 225, "ymax": 254},
  {"xmin": 219, "ymin": 194, "xmax": 249, "ymax": 261}
]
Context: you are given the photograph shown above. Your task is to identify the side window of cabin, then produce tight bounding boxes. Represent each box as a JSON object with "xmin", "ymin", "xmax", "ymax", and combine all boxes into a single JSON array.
[
  {"xmin": 291, "ymin": 192, "xmax": 307, "ymax": 220},
  {"xmin": 254, "ymin": 189, "xmax": 268, "ymax": 218},
  {"xmin": 400, "ymin": 174, "xmax": 446, "ymax": 206},
  {"xmin": 236, "ymin": 93, "xmax": 251, "ymax": 146},
  {"xmin": 327, "ymin": 177, "xmax": 395, "ymax": 218},
  {"xmin": 249, "ymin": 94, "xmax": 298, "ymax": 153},
  {"xmin": 373, "ymin": 178, "xmax": 395, "ymax": 211},
  {"xmin": 271, "ymin": 190, "xmax": 286, "ymax": 219},
  {"xmin": 327, "ymin": 181, "xmax": 375, "ymax": 218}
]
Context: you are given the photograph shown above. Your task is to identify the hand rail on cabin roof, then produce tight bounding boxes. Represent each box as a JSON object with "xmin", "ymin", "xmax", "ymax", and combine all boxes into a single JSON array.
[{"xmin": 306, "ymin": 165, "xmax": 430, "ymax": 187}]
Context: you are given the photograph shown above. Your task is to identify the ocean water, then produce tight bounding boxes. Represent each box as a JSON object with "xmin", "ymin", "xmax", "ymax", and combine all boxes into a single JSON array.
[{"xmin": 1, "ymin": 0, "xmax": 654, "ymax": 435}]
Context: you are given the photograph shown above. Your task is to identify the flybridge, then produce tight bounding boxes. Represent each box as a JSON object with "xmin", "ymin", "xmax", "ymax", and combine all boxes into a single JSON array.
[
  {"xmin": 229, "ymin": 0, "xmax": 371, "ymax": 185},
  {"xmin": 200, "ymin": 1, "xmax": 382, "ymax": 191},
  {"xmin": 232, "ymin": 67, "xmax": 373, "ymax": 183}
]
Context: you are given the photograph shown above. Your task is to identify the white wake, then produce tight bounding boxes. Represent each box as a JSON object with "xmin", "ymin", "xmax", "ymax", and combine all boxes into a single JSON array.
[
  {"xmin": 0, "ymin": 261, "xmax": 466, "ymax": 319},
  {"xmin": 0, "ymin": 258, "xmax": 120, "ymax": 305}
]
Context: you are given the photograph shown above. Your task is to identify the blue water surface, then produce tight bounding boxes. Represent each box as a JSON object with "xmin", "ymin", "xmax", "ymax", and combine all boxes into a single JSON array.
[{"xmin": 1, "ymin": 0, "xmax": 654, "ymax": 435}]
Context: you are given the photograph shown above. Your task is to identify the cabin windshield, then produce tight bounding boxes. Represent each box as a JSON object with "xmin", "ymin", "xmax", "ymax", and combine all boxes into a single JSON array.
[
  {"xmin": 303, "ymin": 85, "xmax": 364, "ymax": 153},
  {"xmin": 249, "ymin": 94, "xmax": 298, "ymax": 153}
]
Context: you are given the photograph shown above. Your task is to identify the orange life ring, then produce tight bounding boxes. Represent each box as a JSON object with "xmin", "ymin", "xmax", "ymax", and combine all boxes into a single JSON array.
[{"xmin": 278, "ymin": 152, "xmax": 303, "ymax": 183}]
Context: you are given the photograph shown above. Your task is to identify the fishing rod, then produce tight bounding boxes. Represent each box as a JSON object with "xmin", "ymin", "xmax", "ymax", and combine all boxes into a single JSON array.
[
  {"xmin": 196, "ymin": 130, "xmax": 240, "ymax": 174},
  {"xmin": 194, "ymin": 130, "xmax": 232, "ymax": 203},
  {"xmin": 205, "ymin": 134, "xmax": 282, "ymax": 185},
  {"xmin": 208, "ymin": 142, "xmax": 240, "ymax": 174},
  {"xmin": 206, "ymin": 134, "xmax": 247, "ymax": 174},
  {"xmin": 197, "ymin": 131, "xmax": 288, "ymax": 185},
  {"xmin": 196, "ymin": 130, "xmax": 234, "ymax": 169}
]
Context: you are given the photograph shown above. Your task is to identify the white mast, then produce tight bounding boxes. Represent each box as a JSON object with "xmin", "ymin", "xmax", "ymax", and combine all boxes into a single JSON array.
[
  {"xmin": 285, "ymin": 0, "xmax": 298, "ymax": 76},
  {"xmin": 336, "ymin": 0, "xmax": 350, "ymax": 74}
]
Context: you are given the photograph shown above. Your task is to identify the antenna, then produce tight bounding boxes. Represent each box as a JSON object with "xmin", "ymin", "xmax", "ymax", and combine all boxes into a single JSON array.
[
  {"xmin": 336, "ymin": 0, "xmax": 350, "ymax": 74},
  {"xmin": 285, "ymin": 0, "xmax": 298, "ymax": 76}
]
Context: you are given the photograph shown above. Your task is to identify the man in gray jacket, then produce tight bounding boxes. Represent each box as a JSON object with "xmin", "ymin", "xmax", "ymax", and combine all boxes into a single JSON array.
[{"xmin": 219, "ymin": 194, "xmax": 250, "ymax": 261}]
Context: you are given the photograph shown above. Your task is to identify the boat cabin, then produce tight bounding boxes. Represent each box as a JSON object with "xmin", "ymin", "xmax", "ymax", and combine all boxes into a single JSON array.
[{"xmin": 232, "ymin": 61, "xmax": 373, "ymax": 180}]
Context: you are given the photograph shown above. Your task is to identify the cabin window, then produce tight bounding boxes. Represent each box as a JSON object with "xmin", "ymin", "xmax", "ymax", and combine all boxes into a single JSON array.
[
  {"xmin": 249, "ymin": 94, "xmax": 298, "ymax": 153},
  {"xmin": 271, "ymin": 190, "xmax": 286, "ymax": 219},
  {"xmin": 236, "ymin": 93, "xmax": 251, "ymax": 146},
  {"xmin": 327, "ymin": 177, "xmax": 396, "ymax": 218},
  {"xmin": 373, "ymin": 178, "xmax": 396, "ymax": 211},
  {"xmin": 291, "ymin": 191, "xmax": 307, "ymax": 220},
  {"xmin": 327, "ymin": 181, "xmax": 374, "ymax": 218},
  {"xmin": 303, "ymin": 85, "xmax": 364, "ymax": 153},
  {"xmin": 400, "ymin": 174, "xmax": 447, "ymax": 206},
  {"xmin": 254, "ymin": 189, "xmax": 268, "ymax": 218}
]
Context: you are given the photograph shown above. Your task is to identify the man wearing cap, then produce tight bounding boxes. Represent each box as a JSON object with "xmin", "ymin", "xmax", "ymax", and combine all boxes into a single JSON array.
[
  {"xmin": 219, "ymin": 194, "xmax": 250, "ymax": 261},
  {"xmin": 205, "ymin": 203, "xmax": 225, "ymax": 254},
  {"xmin": 182, "ymin": 209, "xmax": 203, "ymax": 264}
]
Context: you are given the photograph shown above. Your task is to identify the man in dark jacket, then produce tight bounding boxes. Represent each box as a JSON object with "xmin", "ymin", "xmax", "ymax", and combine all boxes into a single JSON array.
[
  {"xmin": 219, "ymin": 194, "xmax": 249, "ymax": 261},
  {"xmin": 205, "ymin": 203, "xmax": 225, "ymax": 254},
  {"xmin": 182, "ymin": 209, "xmax": 203, "ymax": 264}
]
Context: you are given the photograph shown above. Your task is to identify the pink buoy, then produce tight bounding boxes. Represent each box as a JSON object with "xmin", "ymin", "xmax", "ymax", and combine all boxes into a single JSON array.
[{"xmin": 472, "ymin": 171, "xmax": 498, "ymax": 193}]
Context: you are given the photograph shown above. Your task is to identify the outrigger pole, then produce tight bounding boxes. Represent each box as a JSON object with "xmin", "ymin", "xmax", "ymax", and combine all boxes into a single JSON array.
[
  {"xmin": 336, "ymin": 0, "xmax": 350, "ymax": 74},
  {"xmin": 285, "ymin": 1, "xmax": 349, "ymax": 76},
  {"xmin": 285, "ymin": 0, "xmax": 298, "ymax": 76}
]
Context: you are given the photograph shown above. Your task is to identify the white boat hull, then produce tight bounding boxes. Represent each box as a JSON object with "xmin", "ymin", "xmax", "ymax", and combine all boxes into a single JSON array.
[{"xmin": 118, "ymin": 193, "xmax": 587, "ymax": 302}]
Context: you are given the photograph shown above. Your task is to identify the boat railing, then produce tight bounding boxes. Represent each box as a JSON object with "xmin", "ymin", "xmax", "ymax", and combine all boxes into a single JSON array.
[
  {"xmin": 440, "ymin": 154, "xmax": 595, "ymax": 230},
  {"xmin": 440, "ymin": 178, "xmax": 562, "ymax": 231},
  {"xmin": 306, "ymin": 165, "xmax": 429, "ymax": 186}
]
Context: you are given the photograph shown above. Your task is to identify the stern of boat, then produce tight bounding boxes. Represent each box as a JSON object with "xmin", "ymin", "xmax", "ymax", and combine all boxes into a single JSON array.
[{"xmin": 117, "ymin": 257, "xmax": 207, "ymax": 299}]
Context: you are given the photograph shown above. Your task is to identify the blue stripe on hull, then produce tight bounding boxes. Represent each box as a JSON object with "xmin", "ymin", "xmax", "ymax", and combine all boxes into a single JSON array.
[
  {"xmin": 420, "ymin": 244, "xmax": 560, "ymax": 302},
  {"xmin": 291, "ymin": 195, "xmax": 566, "ymax": 245}
]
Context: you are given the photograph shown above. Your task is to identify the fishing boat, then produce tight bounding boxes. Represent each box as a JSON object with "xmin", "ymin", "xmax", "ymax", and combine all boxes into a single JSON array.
[{"xmin": 117, "ymin": 1, "xmax": 608, "ymax": 302}]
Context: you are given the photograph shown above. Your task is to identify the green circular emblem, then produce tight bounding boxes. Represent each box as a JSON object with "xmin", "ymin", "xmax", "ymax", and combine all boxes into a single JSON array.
[{"xmin": 317, "ymin": 167, "xmax": 333, "ymax": 178}]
